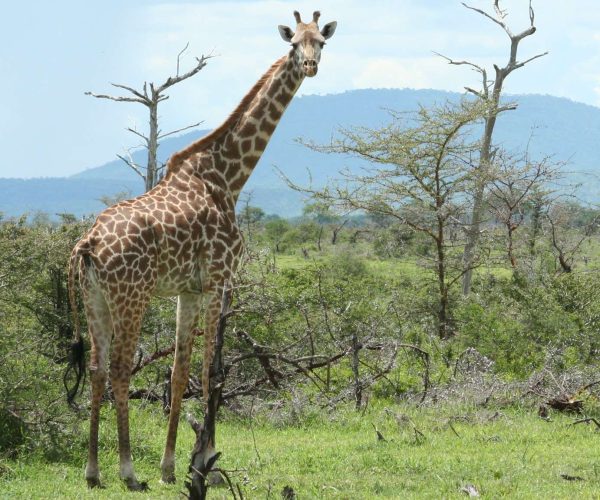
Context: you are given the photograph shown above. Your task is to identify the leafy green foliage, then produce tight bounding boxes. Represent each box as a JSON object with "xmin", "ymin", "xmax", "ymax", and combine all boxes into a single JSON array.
[{"xmin": 0, "ymin": 216, "xmax": 92, "ymax": 456}]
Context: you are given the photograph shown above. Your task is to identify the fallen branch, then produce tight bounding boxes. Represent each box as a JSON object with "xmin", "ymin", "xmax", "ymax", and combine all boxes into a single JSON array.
[
  {"xmin": 580, "ymin": 380, "xmax": 600, "ymax": 393},
  {"xmin": 546, "ymin": 396, "xmax": 583, "ymax": 414},
  {"xmin": 131, "ymin": 328, "xmax": 203, "ymax": 375},
  {"xmin": 372, "ymin": 423, "xmax": 387, "ymax": 442},
  {"xmin": 572, "ymin": 418, "xmax": 600, "ymax": 429},
  {"xmin": 223, "ymin": 343, "xmax": 350, "ymax": 401},
  {"xmin": 448, "ymin": 422, "xmax": 461, "ymax": 438}
]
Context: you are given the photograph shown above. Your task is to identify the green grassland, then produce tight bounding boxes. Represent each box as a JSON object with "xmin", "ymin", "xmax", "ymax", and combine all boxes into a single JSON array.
[{"xmin": 1, "ymin": 402, "xmax": 599, "ymax": 499}]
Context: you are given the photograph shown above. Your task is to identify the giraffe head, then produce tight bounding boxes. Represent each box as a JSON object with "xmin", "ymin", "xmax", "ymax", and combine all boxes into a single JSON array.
[{"xmin": 278, "ymin": 10, "xmax": 337, "ymax": 77}]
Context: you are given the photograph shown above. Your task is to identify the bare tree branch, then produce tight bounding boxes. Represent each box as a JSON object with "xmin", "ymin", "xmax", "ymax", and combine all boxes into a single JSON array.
[
  {"xmin": 158, "ymin": 121, "xmax": 204, "ymax": 141},
  {"xmin": 433, "ymin": 51, "xmax": 486, "ymax": 75},
  {"xmin": 110, "ymin": 82, "xmax": 149, "ymax": 101},
  {"xmin": 513, "ymin": 51, "xmax": 549, "ymax": 70},
  {"xmin": 529, "ymin": 0, "xmax": 535, "ymax": 26},
  {"xmin": 464, "ymin": 86, "xmax": 485, "ymax": 99},
  {"xmin": 126, "ymin": 127, "xmax": 150, "ymax": 144},
  {"xmin": 84, "ymin": 91, "xmax": 145, "ymax": 104},
  {"xmin": 462, "ymin": 2, "xmax": 511, "ymax": 36},
  {"xmin": 156, "ymin": 54, "xmax": 212, "ymax": 94},
  {"xmin": 116, "ymin": 153, "xmax": 145, "ymax": 180},
  {"xmin": 176, "ymin": 42, "xmax": 190, "ymax": 77},
  {"xmin": 434, "ymin": 51, "xmax": 491, "ymax": 97},
  {"xmin": 496, "ymin": 103, "xmax": 518, "ymax": 113},
  {"xmin": 493, "ymin": 0, "xmax": 507, "ymax": 21}
]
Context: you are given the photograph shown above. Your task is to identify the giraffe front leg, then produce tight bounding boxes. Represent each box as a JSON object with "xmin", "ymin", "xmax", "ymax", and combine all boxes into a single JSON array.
[
  {"xmin": 161, "ymin": 293, "xmax": 202, "ymax": 484},
  {"xmin": 202, "ymin": 290, "xmax": 223, "ymax": 401}
]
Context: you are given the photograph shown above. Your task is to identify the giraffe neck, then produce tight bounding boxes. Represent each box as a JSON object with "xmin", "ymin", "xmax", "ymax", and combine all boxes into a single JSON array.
[{"xmin": 214, "ymin": 54, "xmax": 304, "ymax": 201}]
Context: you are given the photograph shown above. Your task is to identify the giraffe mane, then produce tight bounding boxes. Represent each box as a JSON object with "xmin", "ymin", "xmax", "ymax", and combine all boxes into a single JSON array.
[{"xmin": 167, "ymin": 55, "xmax": 287, "ymax": 173}]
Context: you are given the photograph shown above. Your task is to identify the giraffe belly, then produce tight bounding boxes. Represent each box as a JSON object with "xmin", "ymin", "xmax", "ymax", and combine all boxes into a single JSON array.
[{"xmin": 153, "ymin": 264, "xmax": 203, "ymax": 297}]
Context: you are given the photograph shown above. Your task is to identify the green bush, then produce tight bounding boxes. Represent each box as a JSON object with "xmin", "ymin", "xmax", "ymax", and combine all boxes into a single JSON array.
[{"xmin": 328, "ymin": 249, "xmax": 368, "ymax": 277}]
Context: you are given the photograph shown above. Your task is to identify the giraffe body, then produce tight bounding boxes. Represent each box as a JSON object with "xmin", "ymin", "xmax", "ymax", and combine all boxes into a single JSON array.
[{"xmin": 67, "ymin": 11, "xmax": 336, "ymax": 489}]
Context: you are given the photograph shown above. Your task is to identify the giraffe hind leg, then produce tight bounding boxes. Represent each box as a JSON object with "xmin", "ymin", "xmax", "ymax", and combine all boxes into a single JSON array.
[
  {"xmin": 109, "ymin": 300, "xmax": 149, "ymax": 491},
  {"xmin": 81, "ymin": 281, "xmax": 112, "ymax": 488}
]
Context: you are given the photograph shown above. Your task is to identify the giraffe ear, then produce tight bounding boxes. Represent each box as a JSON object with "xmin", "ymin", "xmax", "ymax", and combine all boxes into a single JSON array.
[
  {"xmin": 320, "ymin": 21, "xmax": 337, "ymax": 40},
  {"xmin": 278, "ymin": 25, "xmax": 295, "ymax": 43}
]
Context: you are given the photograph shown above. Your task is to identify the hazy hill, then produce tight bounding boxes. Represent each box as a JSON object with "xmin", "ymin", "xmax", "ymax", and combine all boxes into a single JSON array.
[{"xmin": 1, "ymin": 89, "xmax": 599, "ymax": 218}]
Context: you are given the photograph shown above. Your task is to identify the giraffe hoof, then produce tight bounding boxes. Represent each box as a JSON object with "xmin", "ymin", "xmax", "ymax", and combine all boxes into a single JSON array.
[
  {"xmin": 161, "ymin": 474, "xmax": 176, "ymax": 484},
  {"xmin": 124, "ymin": 478, "xmax": 149, "ymax": 492},
  {"xmin": 86, "ymin": 477, "xmax": 104, "ymax": 489}
]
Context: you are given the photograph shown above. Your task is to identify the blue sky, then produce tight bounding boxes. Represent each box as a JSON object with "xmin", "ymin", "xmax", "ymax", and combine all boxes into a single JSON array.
[{"xmin": 1, "ymin": 0, "xmax": 599, "ymax": 178}]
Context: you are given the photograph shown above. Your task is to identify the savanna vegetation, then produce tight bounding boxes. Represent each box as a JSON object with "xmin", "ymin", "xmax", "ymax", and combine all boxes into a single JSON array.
[{"xmin": 1, "ymin": 164, "xmax": 599, "ymax": 498}]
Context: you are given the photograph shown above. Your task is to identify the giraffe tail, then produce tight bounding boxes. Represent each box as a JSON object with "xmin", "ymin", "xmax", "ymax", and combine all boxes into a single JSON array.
[{"xmin": 64, "ymin": 241, "xmax": 89, "ymax": 408}]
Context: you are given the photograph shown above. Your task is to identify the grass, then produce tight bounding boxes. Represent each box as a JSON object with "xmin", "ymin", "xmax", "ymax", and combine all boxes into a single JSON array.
[
  {"xmin": 271, "ymin": 247, "xmax": 517, "ymax": 281},
  {"xmin": 1, "ymin": 401, "xmax": 599, "ymax": 499}
]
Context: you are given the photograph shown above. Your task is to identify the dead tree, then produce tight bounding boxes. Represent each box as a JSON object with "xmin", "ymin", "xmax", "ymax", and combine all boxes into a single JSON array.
[
  {"xmin": 436, "ymin": 0, "xmax": 548, "ymax": 295},
  {"xmin": 544, "ymin": 202, "xmax": 599, "ymax": 274},
  {"xmin": 86, "ymin": 45, "xmax": 211, "ymax": 192},
  {"xmin": 186, "ymin": 287, "xmax": 231, "ymax": 500},
  {"xmin": 183, "ymin": 275, "xmax": 355, "ymax": 498}
]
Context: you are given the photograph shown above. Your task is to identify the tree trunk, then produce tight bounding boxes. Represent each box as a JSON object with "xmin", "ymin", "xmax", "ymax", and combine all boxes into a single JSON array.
[
  {"xmin": 435, "ymin": 213, "xmax": 451, "ymax": 339},
  {"xmin": 462, "ymin": 76, "xmax": 502, "ymax": 295},
  {"xmin": 507, "ymin": 224, "xmax": 516, "ymax": 268},
  {"xmin": 317, "ymin": 225, "xmax": 323, "ymax": 251},
  {"xmin": 351, "ymin": 332, "xmax": 362, "ymax": 410},
  {"xmin": 331, "ymin": 219, "xmax": 348, "ymax": 245},
  {"xmin": 146, "ymin": 98, "xmax": 159, "ymax": 192},
  {"xmin": 529, "ymin": 197, "xmax": 543, "ymax": 256},
  {"xmin": 557, "ymin": 253, "xmax": 572, "ymax": 273},
  {"xmin": 437, "ymin": 243, "xmax": 450, "ymax": 339}
]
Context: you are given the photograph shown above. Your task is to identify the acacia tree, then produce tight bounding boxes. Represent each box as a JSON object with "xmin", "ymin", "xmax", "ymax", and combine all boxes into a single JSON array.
[
  {"xmin": 303, "ymin": 201, "xmax": 349, "ymax": 246},
  {"xmin": 487, "ymin": 151, "xmax": 561, "ymax": 269},
  {"xmin": 237, "ymin": 192, "xmax": 265, "ymax": 243},
  {"xmin": 264, "ymin": 218, "xmax": 291, "ymax": 253},
  {"xmin": 543, "ymin": 201, "xmax": 600, "ymax": 274},
  {"xmin": 437, "ymin": 0, "xmax": 548, "ymax": 294},
  {"xmin": 298, "ymin": 101, "xmax": 482, "ymax": 339},
  {"xmin": 86, "ymin": 45, "xmax": 211, "ymax": 192}
]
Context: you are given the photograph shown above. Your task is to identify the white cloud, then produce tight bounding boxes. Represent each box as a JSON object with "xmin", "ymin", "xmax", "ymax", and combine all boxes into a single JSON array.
[{"xmin": 352, "ymin": 57, "xmax": 437, "ymax": 90}]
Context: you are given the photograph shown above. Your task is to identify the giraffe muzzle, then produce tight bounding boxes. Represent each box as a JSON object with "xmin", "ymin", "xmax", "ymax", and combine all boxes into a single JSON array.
[{"xmin": 303, "ymin": 59, "xmax": 318, "ymax": 77}]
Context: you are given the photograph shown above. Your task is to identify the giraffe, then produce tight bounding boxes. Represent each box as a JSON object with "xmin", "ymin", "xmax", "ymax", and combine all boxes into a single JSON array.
[{"xmin": 66, "ymin": 10, "xmax": 337, "ymax": 490}]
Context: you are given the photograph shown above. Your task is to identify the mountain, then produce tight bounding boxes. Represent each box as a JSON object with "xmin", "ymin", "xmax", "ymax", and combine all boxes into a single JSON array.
[{"xmin": 1, "ymin": 89, "xmax": 599, "ymax": 218}]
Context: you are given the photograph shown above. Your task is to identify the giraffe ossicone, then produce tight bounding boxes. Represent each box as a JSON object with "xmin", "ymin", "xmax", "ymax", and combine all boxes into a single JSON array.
[{"xmin": 66, "ymin": 10, "xmax": 336, "ymax": 490}]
